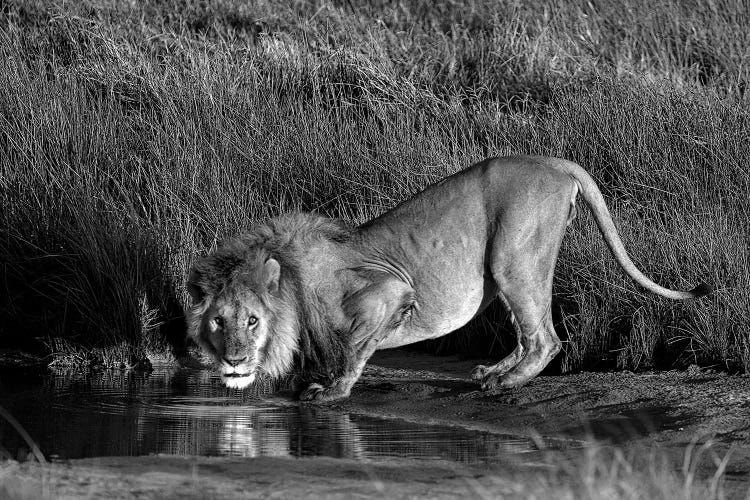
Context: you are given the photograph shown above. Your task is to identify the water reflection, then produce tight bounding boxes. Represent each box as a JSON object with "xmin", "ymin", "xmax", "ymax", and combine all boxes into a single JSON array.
[{"xmin": 0, "ymin": 366, "xmax": 574, "ymax": 463}]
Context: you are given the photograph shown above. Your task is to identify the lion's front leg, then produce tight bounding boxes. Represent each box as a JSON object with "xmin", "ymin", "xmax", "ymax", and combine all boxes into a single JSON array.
[
  {"xmin": 299, "ymin": 337, "xmax": 380, "ymax": 402},
  {"xmin": 299, "ymin": 274, "xmax": 415, "ymax": 402}
]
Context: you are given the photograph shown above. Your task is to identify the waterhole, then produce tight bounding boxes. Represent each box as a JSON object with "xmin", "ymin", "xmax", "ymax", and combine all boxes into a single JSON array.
[{"xmin": 0, "ymin": 366, "xmax": 574, "ymax": 464}]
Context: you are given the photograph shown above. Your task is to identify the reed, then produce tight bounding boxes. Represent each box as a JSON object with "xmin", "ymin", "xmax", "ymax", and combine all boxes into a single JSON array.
[{"xmin": 0, "ymin": 0, "xmax": 747, "ymax": 371}]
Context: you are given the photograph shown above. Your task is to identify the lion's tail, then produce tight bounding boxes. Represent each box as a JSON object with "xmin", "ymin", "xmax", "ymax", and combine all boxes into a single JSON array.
[{"xmin": 556, "ymin": 159, "xmax": 711, "ymax": 300}]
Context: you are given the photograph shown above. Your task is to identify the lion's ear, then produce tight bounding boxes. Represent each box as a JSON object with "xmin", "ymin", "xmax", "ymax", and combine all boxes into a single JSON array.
[
  {"xmin": 187, "ymin": 268, "xmax": 206, "ymax": 305},
  {"xmin": 263, "ymin": 257, "xmax": 281, "ymax": 296}
]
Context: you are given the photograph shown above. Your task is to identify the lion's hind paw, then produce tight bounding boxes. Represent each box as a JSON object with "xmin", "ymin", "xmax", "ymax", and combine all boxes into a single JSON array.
[
  {"xmin": 470, "ymin": 365, "xmax": 489, "ymax": 381},
  {"xmin": 479, "ymin": 372, "xmax": 529, "ymax": 392},
  {"xmin": 479, "ymin": 373, "xmax": 500, "ymax": 391}
]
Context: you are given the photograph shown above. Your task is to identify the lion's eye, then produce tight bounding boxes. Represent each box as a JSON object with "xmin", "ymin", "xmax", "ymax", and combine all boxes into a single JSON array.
[
  {"xmin": 248, "ymin": 316, "xmax": 258, "ymax": 326},
  {"xmin": 213, "ymin": 317, "xmax": 224, "ymax": 328}
]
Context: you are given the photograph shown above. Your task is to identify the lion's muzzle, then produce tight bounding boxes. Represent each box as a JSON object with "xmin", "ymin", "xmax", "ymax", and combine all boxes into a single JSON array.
[
  {"xmin": 222, "ymin": 355, "xmax": 248, "ymax": 367},
  {"xmin": 221, "ymin": 372, "xmax": 256, "ymax": 389},
  {"xmin": 220, "ymin": 356, "xmax": 257, "ymax": 389}
]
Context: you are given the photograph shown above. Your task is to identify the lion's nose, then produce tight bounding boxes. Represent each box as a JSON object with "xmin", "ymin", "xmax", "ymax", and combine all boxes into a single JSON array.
[{"xmin": 222, "ymin": 356, "xmax": 248, "ymax": 367}]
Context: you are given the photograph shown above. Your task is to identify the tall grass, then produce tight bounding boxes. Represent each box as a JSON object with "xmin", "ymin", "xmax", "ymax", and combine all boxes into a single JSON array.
[{"xmin": 0, "ymin": 0, "xmax": 747, "ymax": 371}]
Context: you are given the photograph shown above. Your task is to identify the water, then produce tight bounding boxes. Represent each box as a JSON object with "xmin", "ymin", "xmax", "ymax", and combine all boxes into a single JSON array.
[{"xmin": 0, "ymin": 366, "xmax": 574, "ymax": 464}]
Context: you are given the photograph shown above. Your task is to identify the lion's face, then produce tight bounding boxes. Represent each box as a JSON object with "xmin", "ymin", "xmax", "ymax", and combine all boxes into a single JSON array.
[
  {"xmin": 188, "ymin": 256, "xmax": 296, "ymax": 390},
  {"xmin": 196, "ymin": 287, "xmax": 273, "ymax": 389}
]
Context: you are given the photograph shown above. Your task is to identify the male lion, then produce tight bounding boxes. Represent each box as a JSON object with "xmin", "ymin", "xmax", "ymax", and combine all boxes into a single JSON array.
[{"xmin": 187, "ymin": 156, "xmax": 710, "ymax": 401}]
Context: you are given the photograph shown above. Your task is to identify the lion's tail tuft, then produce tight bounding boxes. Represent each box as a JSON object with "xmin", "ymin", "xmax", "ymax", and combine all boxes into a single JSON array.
[{"xmin": 689, "ymin": 282, "xmax": 713, "ymax": 298}]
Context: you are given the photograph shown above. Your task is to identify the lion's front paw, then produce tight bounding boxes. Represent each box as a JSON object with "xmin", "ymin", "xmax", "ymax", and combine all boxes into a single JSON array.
[
  {"xmin": 299, "ymin": 383, "xmax": 326, "ymax": 401},
  {"xmin": 299, "ymin": 382, "xmax": 349, "ymax": 402},
  {"xmin": 471, "ymin": 364, "xmax": 488, "ymax": 381}
]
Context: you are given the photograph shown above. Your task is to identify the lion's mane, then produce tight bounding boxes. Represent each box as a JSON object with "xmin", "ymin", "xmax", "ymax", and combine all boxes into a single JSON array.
[{"xmin": 188, "ymin": 213, "xmax": 354, "ymax": 383}]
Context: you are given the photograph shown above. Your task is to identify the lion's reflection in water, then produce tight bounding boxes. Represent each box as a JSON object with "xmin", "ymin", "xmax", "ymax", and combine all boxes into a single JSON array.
[
  {"xmin": 218, "ymin": 414, "xmax": 290, "ymax": 458},
  {"xmin": 216, "ymin": 410, "xmax": 366, "ymax": 460},
  {"xmin": 0, "ymin": 366, "xmax": 574, "ymax": 463}
]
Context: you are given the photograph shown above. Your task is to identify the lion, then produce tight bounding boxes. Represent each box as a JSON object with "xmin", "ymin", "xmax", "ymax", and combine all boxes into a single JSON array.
[{"xmin": 187, "ymin": 156, "xmax": 711, "ymax": 401}]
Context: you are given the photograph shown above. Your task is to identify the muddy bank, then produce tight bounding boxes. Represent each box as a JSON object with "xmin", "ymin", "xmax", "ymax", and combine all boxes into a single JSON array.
[
  {"xmin": 1, "ymin": 454, "xmax": 558, "ymax": 500},
  {"xmin": 2, "ymin": 350, "xmax": 750, "ymax": 499},
  {"xmin": 338, "ymin": 351, "xmax": 750, "ymax": 445}
]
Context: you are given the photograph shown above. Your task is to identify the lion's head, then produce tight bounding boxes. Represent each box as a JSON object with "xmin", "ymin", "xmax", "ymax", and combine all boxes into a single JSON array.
[
  {"xmin": 187, "ymin": 246, "xmax": 299, "ymax": 389},
  {"xmin": 187, "ymin": 214, "xmax": 351, "ymax": 389},
  {"xmin": 186, "ymin": 214, "xmax": 355, "ymax": 391}
]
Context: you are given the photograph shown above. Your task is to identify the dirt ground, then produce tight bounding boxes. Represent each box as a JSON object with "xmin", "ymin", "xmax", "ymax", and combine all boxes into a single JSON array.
[{"xmin": 2, "ymin": 350, "xmax": 750, "ymax": 499}]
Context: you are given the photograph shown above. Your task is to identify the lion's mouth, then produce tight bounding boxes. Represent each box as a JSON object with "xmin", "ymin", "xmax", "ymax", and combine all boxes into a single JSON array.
[
  {"xmin": 220, "ymin": 362, "xmax": 257, "ymax": 389},
  {"xmin": 221, "ymin": 371, "xmax": 256, "ymax": 389}
]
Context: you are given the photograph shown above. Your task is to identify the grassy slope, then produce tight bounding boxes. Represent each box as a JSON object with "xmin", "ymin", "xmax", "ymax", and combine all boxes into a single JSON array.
[{"xmin": 0, "ymin": 0, "xmax": 747, "ymax": 371}]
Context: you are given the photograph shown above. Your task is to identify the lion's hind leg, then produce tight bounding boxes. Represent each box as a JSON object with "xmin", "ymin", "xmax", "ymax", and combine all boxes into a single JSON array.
[
  {"xmin": 470, "ymin": 293, "xmax": 525, "ymax": 381},
  {"xmin": 479, "ymin": 190, "xmax": 568, "ymax": 390},
  {"xmin": 480, "ymin": 247, "xmax": 563, "ymax": 390},
  {"xmin": 477, "ymin": 297, "xmax": 559, "ymax": 390}
]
